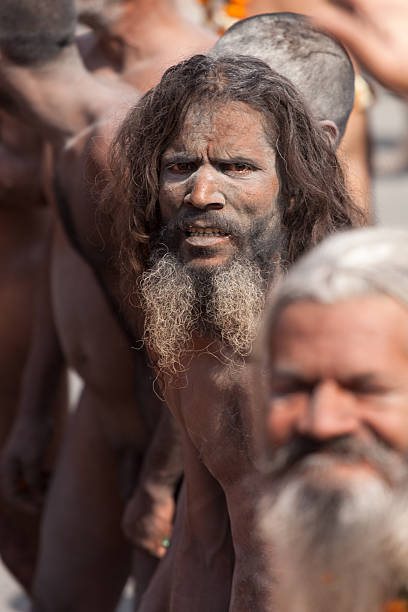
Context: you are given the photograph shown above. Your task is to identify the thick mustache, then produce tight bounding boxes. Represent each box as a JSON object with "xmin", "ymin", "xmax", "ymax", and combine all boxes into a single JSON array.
[
  {"xmin": 268, "ymin": 435, "xmax": 402, "ymax": 482},
  {"xmin": 163, "ymin": 213, "xmax": 244, "ymax": 238}
]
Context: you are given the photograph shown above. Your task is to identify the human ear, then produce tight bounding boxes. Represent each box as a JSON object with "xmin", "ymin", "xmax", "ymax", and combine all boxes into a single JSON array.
[{"xmin": 318, "ymin": 120, "xmax": 339, "ymax": 148}]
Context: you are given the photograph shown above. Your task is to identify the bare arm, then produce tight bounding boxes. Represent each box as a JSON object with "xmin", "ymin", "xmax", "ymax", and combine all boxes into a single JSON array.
[
  {"xmin": 313, "ymin": 0, "xmax": 408, "ymax": 97},
  {"xmin": 122, "ymin": 408, "xmax": 183, "ymax": 558},
  {"xmin": 0, "ymin": 0, "xmax": 136, "ymax": 148},
  {"xmin": 1, "ymin": 226, "xmax": 67, "ymax": 512}
]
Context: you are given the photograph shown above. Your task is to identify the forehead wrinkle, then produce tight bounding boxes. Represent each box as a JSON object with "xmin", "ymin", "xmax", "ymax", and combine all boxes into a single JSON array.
[
  {"xmin": 177, "ymin": 102, "xmax": 271, "ymax": 148},
  {"xmin": 165, "ymin": 129, "xmax": 275, "ymax": 168}
]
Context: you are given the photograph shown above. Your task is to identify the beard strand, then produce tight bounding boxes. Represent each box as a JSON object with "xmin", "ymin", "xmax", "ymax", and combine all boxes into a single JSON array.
[{"xmin": 139, "ymin": 250, "xmax": 269, "ymax": 375}]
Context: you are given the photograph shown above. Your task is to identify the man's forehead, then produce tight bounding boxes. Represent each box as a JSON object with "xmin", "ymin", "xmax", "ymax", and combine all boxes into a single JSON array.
[
  {"xmin": 267, "ymin": 296, "xmax": 408, "ymax": 369},
  {"xmin": 163, "ymin": 101, "xmax": 272, "ymax": 154}
]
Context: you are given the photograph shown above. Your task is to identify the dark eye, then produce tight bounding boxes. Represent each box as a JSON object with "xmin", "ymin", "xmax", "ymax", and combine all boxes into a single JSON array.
[
  {"xmin": 219, "ymin": 162, "xmax": 253, "ymax": 175},
  {"xmin": 167, "ymin": 162, "xmax": 196, "ymax": 175}
]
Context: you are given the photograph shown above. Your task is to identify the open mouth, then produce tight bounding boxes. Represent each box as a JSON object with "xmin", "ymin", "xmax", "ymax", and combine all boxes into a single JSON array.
[
  {"xmin": 183, "ymin": 226, "xmax": 231, "ymax": 249},
  {"xmin": 185, "ymin": 226, "xmax": 229, "ymax": 238}
]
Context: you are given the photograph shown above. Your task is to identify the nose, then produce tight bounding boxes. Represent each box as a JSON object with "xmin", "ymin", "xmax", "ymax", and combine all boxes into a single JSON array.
[
  {"xmin": 295, "ymin": 380, "xmax": 359, "ymax": 441},
  {"xmin": 184, "ymin": 166, "xmax": 225, "ymax": 211}
]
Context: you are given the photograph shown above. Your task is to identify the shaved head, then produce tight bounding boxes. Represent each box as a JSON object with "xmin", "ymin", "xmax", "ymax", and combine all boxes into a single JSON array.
[{"xmin": 211, "ymin": 12, "xmax": 355, "ymax": 141}]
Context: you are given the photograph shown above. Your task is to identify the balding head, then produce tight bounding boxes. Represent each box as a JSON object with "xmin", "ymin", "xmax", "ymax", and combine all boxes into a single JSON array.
[
  {"xmin": 0, "ymin": 0, "xmax": 76, "ymax": 65},
  {"xmin": 211, "ymin": 13, "xmax": 355, "ymax": 143}
]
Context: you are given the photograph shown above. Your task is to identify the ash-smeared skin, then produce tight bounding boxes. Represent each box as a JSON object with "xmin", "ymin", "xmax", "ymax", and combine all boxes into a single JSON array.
[
  {"xmin": 159, "ymin": 102, "xmax": 280, "ymax": 271},
  {"xmin": 134, "ymin": 101, "xmax": 284, "ymax": 612},
  {"xmin": 138, "ymin": 102, "xmax": 283, "ymax": 377}
]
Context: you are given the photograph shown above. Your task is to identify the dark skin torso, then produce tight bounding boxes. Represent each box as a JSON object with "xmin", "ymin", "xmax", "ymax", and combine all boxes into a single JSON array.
[
  {"xmin": 0, "ymin": 110, "xmax": 67, "ymax": 590},
  {"xmin": 137, "ymin": 349, "xmax": 273, "ymax": 611}
]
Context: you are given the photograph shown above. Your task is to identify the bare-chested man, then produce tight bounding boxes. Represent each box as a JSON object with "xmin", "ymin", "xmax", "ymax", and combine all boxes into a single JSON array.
[
  {"xmin": 257, "ymin": 227, "xmax": 408, "ymax": 611},
  {"xmin": 101, "ymin": 53, "xmax": 363, "ymax": 610},
  {"xmin": 0, "ymin": 115, "xmax": 67, "ymax": 591},
  {"xmin": 0, "ymin": 53, "xmax": 69, "ymax": 597},
  {"xmin": 0, "ymin": 3, "xmax": 366, "ymax": 610},
  {"xmin": 0, "ymin": 1, "xmax": 215, "ymax": 610}
]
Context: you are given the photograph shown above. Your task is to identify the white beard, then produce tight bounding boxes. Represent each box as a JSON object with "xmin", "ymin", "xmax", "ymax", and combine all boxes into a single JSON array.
[{"xmin": 259, "ymin": 457, "xmax": 408, "ymax": 612}]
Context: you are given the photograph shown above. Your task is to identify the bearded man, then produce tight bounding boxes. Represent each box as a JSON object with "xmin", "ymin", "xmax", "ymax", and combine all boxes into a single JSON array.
[
  {"xmin": 102, "ymin": 53, "xmax": 364, "ymax": 611},
  {"xmin": 257, "ymin": 227, "xmax": 408, "ymax": 612},
  {"xmin": 0, "ymin": 4, "xmax": 363, "ymax": 608}
]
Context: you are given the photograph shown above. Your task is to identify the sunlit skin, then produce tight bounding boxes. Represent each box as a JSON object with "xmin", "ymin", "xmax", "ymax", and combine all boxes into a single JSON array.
[
  {"xmin": 159, "ymin": 102, "xmax": 280, "ymax": 269},
  {"xmin": 267, "ymin": 296, "xmax": 408, "ymax": 483}
]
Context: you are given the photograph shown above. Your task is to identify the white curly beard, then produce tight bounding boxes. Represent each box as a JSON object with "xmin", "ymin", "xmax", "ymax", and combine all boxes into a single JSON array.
[{"xmin": 139, "ymin": 251, "xmax": 267, "ymax": 375}]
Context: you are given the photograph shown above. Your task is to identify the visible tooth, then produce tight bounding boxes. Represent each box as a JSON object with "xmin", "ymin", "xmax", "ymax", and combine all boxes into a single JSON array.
[{"xmin": 187, "ymin": 228, "xmax": 228, "ymax": 238}]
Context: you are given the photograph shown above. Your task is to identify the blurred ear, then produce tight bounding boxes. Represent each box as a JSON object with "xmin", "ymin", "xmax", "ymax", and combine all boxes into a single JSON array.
[{"xmin": 319, "ymin": 119, "xmax": 339, "ymax": 148}]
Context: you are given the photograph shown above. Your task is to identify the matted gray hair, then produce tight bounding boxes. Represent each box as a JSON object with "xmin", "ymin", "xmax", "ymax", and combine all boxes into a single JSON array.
[{"xmin": 265, "ymin": 227, "xmax": 408, "ymax": 327}]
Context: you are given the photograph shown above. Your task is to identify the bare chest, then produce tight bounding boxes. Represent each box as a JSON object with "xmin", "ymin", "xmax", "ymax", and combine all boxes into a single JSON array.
[{"xmin": 164, "ymin": 353, "xmax": 254, "ymax": 484}]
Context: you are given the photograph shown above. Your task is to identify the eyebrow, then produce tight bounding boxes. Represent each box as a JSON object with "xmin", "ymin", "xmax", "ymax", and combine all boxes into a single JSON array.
[
  {"xmin": 161, "ymin": 152, "xmax": 197, "ymax": 164},
  {"xmin": 161, "ymin": 152, "xmax": 263, "ymax": 167}
]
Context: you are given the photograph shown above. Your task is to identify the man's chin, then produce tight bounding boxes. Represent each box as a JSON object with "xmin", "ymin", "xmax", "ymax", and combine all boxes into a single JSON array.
[{"xmin": 185, "ymin": 254, "xmax": 233, "ymax": 271}]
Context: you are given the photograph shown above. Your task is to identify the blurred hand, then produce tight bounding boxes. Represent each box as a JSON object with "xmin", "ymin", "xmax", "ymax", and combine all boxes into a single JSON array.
[
  {"xmin": 1, "ymin": 416, "xmax": 52, "ymax": 513},
  {"xmin": 122, "ymin": 484, "xmax": 175, "ymax": 559},
  {"xmin": 314, "ymin": 0, "xmax": 408, "ymax": 97}
]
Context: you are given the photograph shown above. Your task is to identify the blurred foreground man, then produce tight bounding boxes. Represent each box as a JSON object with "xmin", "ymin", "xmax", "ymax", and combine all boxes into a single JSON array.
[{"xmin": 259, "ymin": 227, "xmax": 408, "ymax": 612}]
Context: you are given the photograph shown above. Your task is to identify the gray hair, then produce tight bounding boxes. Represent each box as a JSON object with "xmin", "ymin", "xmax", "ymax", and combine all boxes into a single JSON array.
[
  {"xmin": 210, "ymin": 12, "xmax": 355, "ymax": 142},
  {"xmin": 266, "ymin": 227, "xmax": 408, "ymax": 325}
]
